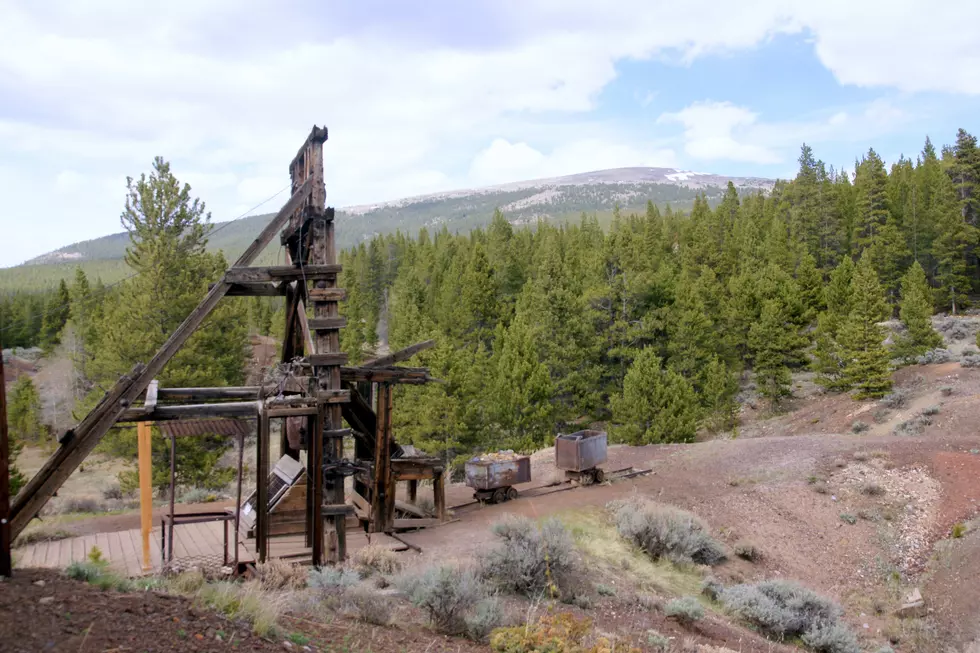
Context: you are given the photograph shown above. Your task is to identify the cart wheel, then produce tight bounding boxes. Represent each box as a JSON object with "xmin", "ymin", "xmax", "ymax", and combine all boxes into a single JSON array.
[
  {"xmin": 579, "ymin": 471, "xmax": 594, "ymax": 486},
  {"xmin": 594, "ymin": 468, "xmax": 606, "ymax": 484},
  {"xmin": 506, "ymin": 486, "xmax": 519, "ymax": 501},
  {"xmin": 492, "ymin": 488, "xmax": 507, "ymax": 504}
]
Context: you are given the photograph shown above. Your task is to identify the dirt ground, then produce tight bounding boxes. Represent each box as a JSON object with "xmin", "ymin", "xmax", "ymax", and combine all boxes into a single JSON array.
[{"xmin": 0, "ymin": 569, "xmax": 283, "ymax": 653}]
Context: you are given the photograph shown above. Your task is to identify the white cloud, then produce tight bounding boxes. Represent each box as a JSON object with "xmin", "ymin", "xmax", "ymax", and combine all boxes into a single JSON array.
[
  {"xmin": 0, "ymin": 0, "xmax": 978, "ymax": 265},
  {"xmin": 468, "ymin": 138, "xmax": 677, "ymax": 186},
  {"xmin": 659, "ymin": 98, "xmax": 912, "ymax": 166},
  {"xmin": 658, "ymin": 102, "xmax": 782, "ymax": 164}
]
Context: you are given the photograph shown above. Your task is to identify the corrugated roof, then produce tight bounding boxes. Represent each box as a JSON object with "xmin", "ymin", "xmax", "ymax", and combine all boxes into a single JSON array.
[{"xmin": 157, "ymin": 418, "xmax": 253, "ymax": 438}]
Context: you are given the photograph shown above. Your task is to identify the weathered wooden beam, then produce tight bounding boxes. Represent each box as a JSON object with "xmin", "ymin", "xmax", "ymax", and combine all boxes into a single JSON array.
[
  {"xmin": 308, "ymin": 287, "xmax": 346, "ymax": 302},
  {"xmin": 339, "ymin": 366, "xmax": 429, "ymax": 383},
  {"xmin": 224, "ymin": 265, "xmax": 341, "ymax": 284},
  {"xmin": 118, "ymin": 401, "xmax": 261, "ymax": 422},
  {"xmin": 393, "ymin": 518, "xmax": 441, "ymax": 530},
  {"xmin": 210, "ymin": 282, "xmax": 286, "ymax": 297},
  {"xmin": 280, "ymin": 206, "xmax": 335, "ymax": 247},
  {"xmin": 267, "ymin": 407, "xmax": 319, "ymax": 418},
  {"xmin": 157, "ymin": 387, "xmax": 262, "ymax": 401},
  {"xmin": 308, "ymin": 317, "xmax": 347, "ymax": 331},
  {"xmin": 361, "ymin": 340, "xmax": 436, "ymax": 368},
  {"xmin": 305, "ymin": 353, "xmax": 349, "ymax": 366}
]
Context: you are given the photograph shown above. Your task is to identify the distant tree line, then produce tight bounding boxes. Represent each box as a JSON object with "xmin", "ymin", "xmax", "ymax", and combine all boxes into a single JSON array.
[{"xmin": 330, "ymin": 129, "xmax": 977, "ymax": 469}]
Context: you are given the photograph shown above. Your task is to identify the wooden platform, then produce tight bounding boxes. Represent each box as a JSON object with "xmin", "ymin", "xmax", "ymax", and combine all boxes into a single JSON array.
[{"xmin": 12, "ymin": 522, "xmax": 409, "ymax": 577}]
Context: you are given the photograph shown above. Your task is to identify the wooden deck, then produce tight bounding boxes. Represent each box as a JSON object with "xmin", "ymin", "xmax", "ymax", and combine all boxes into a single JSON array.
[{"xmin": 12, "ymin": 522, "xmax": 409, "ymax": 576}]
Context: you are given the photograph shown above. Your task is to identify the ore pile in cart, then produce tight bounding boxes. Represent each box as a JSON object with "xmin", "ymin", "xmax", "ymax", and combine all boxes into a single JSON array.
[
  {"xmin": 555, "ymin": 429, "xmax": 608, "ymax": 485},
  {"xmin": 465, "ymin": 451, "xmax": 531, "ymax": 504}
]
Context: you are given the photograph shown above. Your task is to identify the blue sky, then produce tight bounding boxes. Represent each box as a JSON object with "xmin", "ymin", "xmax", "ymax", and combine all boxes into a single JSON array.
[{"xmin": 1, "ymin": 0, "xmax": 979, "ymax": 267}]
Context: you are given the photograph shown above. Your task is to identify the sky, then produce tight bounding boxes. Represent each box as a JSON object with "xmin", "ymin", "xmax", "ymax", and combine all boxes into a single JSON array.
[{"xmin": 1, "ymin": 0, "xmax": 980, "ymax": 267}]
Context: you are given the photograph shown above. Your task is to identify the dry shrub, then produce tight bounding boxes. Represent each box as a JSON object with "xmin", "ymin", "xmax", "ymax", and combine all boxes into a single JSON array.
[
  {"xmin": 197, "ymin": 580, "xmax": 284, "ymax": 637},
  {"xmin": 252, "ymin": 559, "xmax": 308, "ymax": 591},
  {"xmin": 343, "ymin": 585, "xmax": 393, "ymax": 625},
  {"xmin": 394, "ymin": 563, "xmax": 502, "ymax": 640},
  {"xmin": 862, "ymin": 483, "xmax": 886, "ymax": 497},
  {"xmin": 607, "ymin": 498, "xmax": 726, "ymax": 566},
  {"xmin": 308, "ymin": 566, "xmax": 359, "ymax": 596},
  {"xmin": 879, "ymin": 390, "xmax": 910, "ymax": 409},
  {"xmin": 665, "ymin": 596, "xmax": 704, "ymax": 625},
  {"xmin": 489, "ymin": 612, "xmax": 639, "ymax": 653},
  {"xmin": 479, "ymin": 515, "xmax": 575, "ymax": 597},
  {"xmin": 733, "ymin": 541, "xmax": 761, "ymax": 562},
  {"xmin": 353, "ymin": 544, "xmax": 403, "ymax": 576},
  {"xmin": 719, "ymin": 579, "xmax": 858, "ymax": 652},
  {"xmin": 14, "ymin": 524, "xmax": 72, "ymax": 547},
  {"xmin": 894, "ymin": 414, "xmax": 932, "ymax": 436}
]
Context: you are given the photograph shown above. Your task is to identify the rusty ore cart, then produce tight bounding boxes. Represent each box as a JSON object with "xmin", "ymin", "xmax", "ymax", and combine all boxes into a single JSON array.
[
  {"xmin": 555, "ymin": 430, "xmax": 608, "ymax": 485},
  {"xmin": 465, "ymin": 452, "xmax": 531, "ymax": 504}
]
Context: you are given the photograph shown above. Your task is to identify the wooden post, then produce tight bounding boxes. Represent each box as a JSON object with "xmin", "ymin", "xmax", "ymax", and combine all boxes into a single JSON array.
[
  {"xmin": 0, "ymin": 350, "xmax": 11, "ymax": 577},
  {"xmin": 310, "ymin": 405, "xmax": 324, "ymax": 565},
  {"xmin": 407, "ymin": 479, "xmax": 418, "ymax": 505},
  {"xmin": 434, "ymin": 470, "xmax": 446, "ymax": 522},
  {"xmin": 256, "ymin": 408, "xmax": 270, "ymax": 563},
  {"xmin": 137, "ymin": 421, "xmax": 153, "ymax": 571},
  {"xmin": 372, "ymin": 384, "xmax": 395, "ymax": 533}
]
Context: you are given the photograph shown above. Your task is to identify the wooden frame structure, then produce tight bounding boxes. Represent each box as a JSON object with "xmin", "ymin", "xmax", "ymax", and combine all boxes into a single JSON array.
[{"xmin": 5, "ymin": 126, "xmax": 446, "ymax": 571}]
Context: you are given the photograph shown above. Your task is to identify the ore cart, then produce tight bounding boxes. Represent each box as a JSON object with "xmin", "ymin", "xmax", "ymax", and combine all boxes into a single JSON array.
[
  {"xmin": 555, "ymin": 430, "xmax": 608, "ymax": 485},
  {"xmin": 464, "ymin": 453, "xmax": 532, "ymax": 504}
]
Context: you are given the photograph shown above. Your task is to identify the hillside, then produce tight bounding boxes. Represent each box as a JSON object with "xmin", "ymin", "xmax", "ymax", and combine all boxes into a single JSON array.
[{"xmin": 0, "ymin": 166, "xmax": 774, "ymax": 291}]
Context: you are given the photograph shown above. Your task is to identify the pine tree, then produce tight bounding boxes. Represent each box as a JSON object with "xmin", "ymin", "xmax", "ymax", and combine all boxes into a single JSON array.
[
  {"xmin": 748, "ymin": 300, "xmax": 795, "ymax": 407},
  {"xmin": 40, "ymin": 279, "xmax": 71, "ymax": 349},
  {"xmin": 611, "ymin": 347, "xmax": 700, "ymax": 445},
  {"xmin": 7, "ymin": 375, "xmax": 45, "ymax": 443},
  {"xmin": 893, "ymin": 261, "xmax": 943, "ymax": 362},
  {"xmin": 489, "ymin": 316, "xmax": 554, "ymax": 452},
  {"xmin": 932, "ymin": 173, "xmax": 977, "ymax": 313},
  {"xmin": 812, "ymin": 257, "xmax": 855, "ymax": 390},
  {"xmin": 795, "ymin": 252, "xmax": 825, "ymax": 320},
  {"xmin": 854, "ymin": 148, "xmax": 891, "ymax": 251},
  {"xmin": 90, "ymin": 157, "xmax": 248, "ymax": 488},
  {"xmin": 838, "ymin": 252, "xmax": 892, "ymax": 398}
]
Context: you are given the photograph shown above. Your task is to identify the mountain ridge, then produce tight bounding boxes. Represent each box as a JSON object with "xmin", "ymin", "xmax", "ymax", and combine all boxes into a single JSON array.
[{"xmin": 3, "ymin": 166, "xmax": 775, "ymax": 291}]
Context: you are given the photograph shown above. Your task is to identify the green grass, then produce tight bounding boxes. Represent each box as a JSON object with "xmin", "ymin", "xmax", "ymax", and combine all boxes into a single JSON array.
[{"xmin": 556, "ymin": 507, "xmax": 705, "ymax": 598}]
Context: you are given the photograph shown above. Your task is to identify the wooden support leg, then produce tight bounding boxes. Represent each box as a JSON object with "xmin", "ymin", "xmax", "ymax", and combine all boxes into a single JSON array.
[
  {"xmin": 257, "ymin": 409, "xmax": 270, "ymax": 563},
  {"xmin": 407, "ymin": 480, "xmax": 418, "ymax": 505},
  {"xmin": 311, "ymin": 406, "xmax": 325, "ymax": 566},
  {"xmin": 434, "ymin": 470, "xmax": 446, "ymax": 522},
  {"xmin": 137, "ymin": 422, "xmax": 153, "ymax": 572}
]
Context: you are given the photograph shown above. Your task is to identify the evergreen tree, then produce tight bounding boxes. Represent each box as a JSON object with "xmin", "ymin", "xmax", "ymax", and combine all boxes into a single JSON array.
[
  {"xmin": 893, "ymin": 261, "xmax": 943, "ymax": 361},
  {"xmin": 611, "ymin": 347, "xmax": 700, "ymax": 444},
  {"xmin": 812, "ymin": 257, "xmax": 855, "ymax": 390},
  {"xmin": 7, "ymin": 375, "xmax": 45, "ymax": 442},
  {"xmin": 838, "ymin": 252, "xmax": 892, "ymax": 398},
  {"xmin": 932, "ymin": 173, "xmax": 977, "ymax": 313},
  {"xmin": 854, "ymin": 148, "xmax": 891, "ymax": 252},
  {"xmin": 40, "ymin": 279, "xmax": 71, "ymax": 349},
  {"xmin": 748, "ymin": 300, "xmax": 795, "ymax": 408},
  {"xmin": 489, "ymin": 316, "xmax": 554, "ymax": 451},
  {"xmin": 91, "ymin": 157, "xmax": 248, "ymax": 489}
]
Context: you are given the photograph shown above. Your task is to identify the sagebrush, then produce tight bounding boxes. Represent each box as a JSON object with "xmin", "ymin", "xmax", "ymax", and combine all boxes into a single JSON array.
[
  {"xmin": 394, "ymin": 563, "xmax": 502, "ymax": 639},
  {"xmin": 479, "ymin": 515, "xmax": 576, "ymax": 597},
  {"xmin": 607, "ymin": 498, "xmax": 726, "ymax": 566}
]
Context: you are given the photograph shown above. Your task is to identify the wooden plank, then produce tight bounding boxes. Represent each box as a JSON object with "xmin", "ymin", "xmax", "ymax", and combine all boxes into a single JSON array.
[
  {"xmin": 257, "ymin": 408, "xmax": 270, "ymax": 563},
  {"xmin": 224, "ymin": 264, "xmax": 341, "ymax": 284},
  {"xmin": 119, "ymin": 401, "xmax": 259, "ymax": 422},
  {"xmin": 296, "ymin": 298, "xmax": 315, "ymax": 356},
  {"xmin": 116, "ymin": 528, "xmax": 141, "ymax": 577},
  {"xmin": 144, "ymin": 381, "xmax": 159, "ymax": 411},
  {"xmin": 307, "ymin": 317, "xmax": 347, "ymax": 331},
  {"xmin": 361, "ymin": 340, "xmax": 435, "ymax": 368},
  {"xmin": 305, "ymin": 353, "xmax": 349, "ymax": 366},
  {"xmin": 106, "ymin": 531, "xmax": 126, "ymax": 572},
  {"xmin": 393, "ymin": 518, "xmax": 441, "ymax": 530},
  {"xmin": 308, "ymin": 288, "xmax": 346, "ymax": 302},
  {"xmin": 213, "ymin": 282, "xmax": 286, "ymax": 297},
  {"xmin": 394, "ymin": 499, "xmax": 425, "ymax": 518},
  {"xmin": 339, "ymin": 366, "xmax": 429, "ymax": 383},
  {"xmin": 157, "ymin": 387, "xmax": 262, "ymax": 401},
  {"xmin": 267, "ymin": 407, "xmax": 318, "ymax": 418}
]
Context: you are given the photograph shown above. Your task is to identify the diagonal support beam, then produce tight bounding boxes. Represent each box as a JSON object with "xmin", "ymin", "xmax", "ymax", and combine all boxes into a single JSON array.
[{"xmin": 9, "ymin": 179, "xmax": 313, "ymax": 539}]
